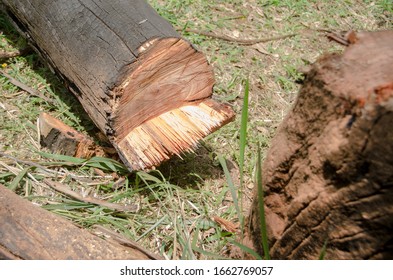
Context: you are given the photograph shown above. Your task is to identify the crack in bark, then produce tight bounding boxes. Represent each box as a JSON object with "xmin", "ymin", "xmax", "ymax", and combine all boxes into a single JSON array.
[
  {"xmin": 285, "ymin": 210, "xmax": 331, "ymax": 259},
  {"xmin": 284, "ymin": 191, "xmax": 322, "ymax": 232},
  {"xmin": 0, "ymin": 244, "xmax": 23, "ymax": 260},
  {"xmin": 78, "ymin": 0, "xmax": 137, "ymax": 58}
]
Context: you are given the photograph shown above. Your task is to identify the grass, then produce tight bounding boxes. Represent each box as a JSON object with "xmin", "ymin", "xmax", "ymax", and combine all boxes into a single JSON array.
[
  {"xmin": 1, "ymin": 0, "xmax": 392, "ymax": 259},
  {"xmin": 256, "ymin": 144, "xmax": 270, "ymax": 260}
]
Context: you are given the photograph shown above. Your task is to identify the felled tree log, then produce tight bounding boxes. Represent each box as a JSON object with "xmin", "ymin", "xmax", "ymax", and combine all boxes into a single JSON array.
[
  {"xmin": 0, "ymin": 185, "xmax": 161, "ymax": 260},
  {"xmin": 246, "ymin": 31, "xmax": 393, "ymax": 259},
  {"xmin": 1, "ymin": 0, "xmax": 234, "ymax": 171},
  {"xmin": 38, "ymin": 112, "xmax": 113, "ymax": 158}
]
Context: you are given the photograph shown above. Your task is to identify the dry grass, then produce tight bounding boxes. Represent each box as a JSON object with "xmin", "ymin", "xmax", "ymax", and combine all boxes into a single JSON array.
[{"xmin": 0, "ymin": 0, "xmax": 392, "ymax": 259}]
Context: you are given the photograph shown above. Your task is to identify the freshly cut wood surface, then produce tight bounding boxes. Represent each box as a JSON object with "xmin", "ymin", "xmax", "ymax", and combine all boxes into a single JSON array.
[
  {"xmin": 0, "ymin": 184, "xmax": 157, "ymax": 260},
  {"xmin": 113, "ymin": 38, "xmax": 216, "ymax": 139},
  {"xmin": 1, "ymin": 0, "xmax": 234, "ymax": 171},
  {"xmin": 246, "ymin": 31, "xmax": 393, "ymax": 260},
  {"xmin": 117, "ymin": 99, "xmax": 234, "ymax": 170}
]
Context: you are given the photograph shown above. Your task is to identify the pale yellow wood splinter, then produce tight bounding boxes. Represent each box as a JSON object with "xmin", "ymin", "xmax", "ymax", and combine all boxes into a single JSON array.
[{"xmin": 117, "ymin": 100, "xmax": 234, "ymax": 170}]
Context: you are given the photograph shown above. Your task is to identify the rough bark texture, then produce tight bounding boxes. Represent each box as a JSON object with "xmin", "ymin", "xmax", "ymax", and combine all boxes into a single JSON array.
[
  {"xmin": 0, "ymin": 185, "xmax": 159, "ymax": 260},
  {"xmin": 1, "ymin": 0, "xmax": 178, "ymax": 130},
  {"xmin": 1, "ymin": 0, "xmax": 234, "ymax": 170},
  {"xmin": 39, "ymin": 112, "xmax": 114, "ymax": 158},
  {"xmin": 246, "ymin": 30, "xmax": 393, "ymax": 260}
]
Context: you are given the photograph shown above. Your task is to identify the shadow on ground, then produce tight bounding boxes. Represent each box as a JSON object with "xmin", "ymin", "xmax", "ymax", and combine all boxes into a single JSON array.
[{"xmin": 158, "ymin": 144, "xmax": 224, "ymax": 188}]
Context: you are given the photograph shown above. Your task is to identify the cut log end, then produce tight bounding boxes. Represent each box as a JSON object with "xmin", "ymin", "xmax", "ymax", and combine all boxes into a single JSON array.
[
  {"xmin": 113, "ymin": 38, "xmax": 216, "ymax": 139},
  {"xmin": 111, "ymin": 37, "xmax": 234, "ymax": 170},
  {"xmin": 117, "ymin": 99, "xmax": 235, "ymax": 170}
]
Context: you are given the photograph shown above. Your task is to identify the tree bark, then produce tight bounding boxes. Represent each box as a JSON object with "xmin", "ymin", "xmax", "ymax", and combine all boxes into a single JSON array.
[
  {"xmin": 246, "ymin": 30, "xmax": 393, "ymax": 259},
  {"xmin": 1, "ymin": 0, "xmax": 234, "ymax": 171},
  {"xmin": 0, "ymin": 185, "xmax": 161, "ymax": 259},
  {"xmin": 38, "ymin": 112, "xmax": 115, "ymax": 158}
]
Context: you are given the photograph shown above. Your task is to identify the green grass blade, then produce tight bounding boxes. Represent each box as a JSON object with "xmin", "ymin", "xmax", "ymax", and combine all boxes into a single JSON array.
[
  {"xmin": 38, "ymin": 151, "xmax": 86, "ymax": 164},
  {"xmin": 136, "ymin": 215, "xmax": 167, "ymax": 242},
  {"xmin": 137, "ymin": 171, "xmax": 163, "ymax": 184},
  {"xmin": 218, "ymin": 154, "xmax": 241, "ymax": 223},
  {"xmin": 319, "ymin": 238, "xmax": 328, "ymax": 260},
  {"xmin": 0, "ymin": 172, "xmax": 14, "ymax": 180},
  {"xmin": 9, "ymin": 167, "xmax": 30, "ymax": 191},
  {"xmin": 239, "ymin": 78, "xmax": 249, "ymax": 188},
  {"xmin": 239, "ymin": 79, "xmax": 249, "ymax": 233},
  {"xmin": 229, "ymin": 239, "xmax": 262, "ymax": 260},
  {"xmin": 256, "ymin": 144, "xmax": 270, "ymax": 260},
  {"xmin": 84, "ymin": 157, "xmax": 129, "ymax": 174}
]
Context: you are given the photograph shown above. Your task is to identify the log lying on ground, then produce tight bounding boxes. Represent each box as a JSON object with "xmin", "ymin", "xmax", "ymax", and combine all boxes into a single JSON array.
[
  {"xmin": 38, "ymin": 112, "xmax": 114, "ymax": 158},
  {"xmin": 0, "ymin": 185, "xmax": 160, "ymax": 259},
  {"xmin": 246, "ymin": 31, "xmax": 393, "ymax": 259},
  {"xmin": 1, "ymin": 0, "xmax": 234, "ymax": 170}
]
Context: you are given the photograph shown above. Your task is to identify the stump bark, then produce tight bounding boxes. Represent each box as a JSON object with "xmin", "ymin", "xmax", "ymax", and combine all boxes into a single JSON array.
[
  {"xmin": 1, "ymin": 0, "xmax": 234, "ymax": 171},
  {"xmin": 0, "ymin": 185, "xmax": 160, "ymax": 259},
  {"xmin": 246, "ymin": 30, "xmax": 393, "ymax": 259}
]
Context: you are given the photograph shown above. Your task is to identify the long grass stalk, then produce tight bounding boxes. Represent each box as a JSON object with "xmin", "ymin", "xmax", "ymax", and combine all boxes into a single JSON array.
[
  {"xmin": 256, "ymin": 144, "xmax": 270, "ymax": 260},
  {"xmin": 319, "ymin": 238, "xmax": 328, "ymax": 260},
  {"xmin": 136, "ymin": 215, "xmax": 167, "ymax": 242},
  {"xmin": 239, "ymin": 78, "xmax": 249, "ymax": 234},
  {"xmin": 230, "ymin": 239, "xmax": 262, "ymax": 260},
  {"xmin": 9, "ymin": 167, "xmax": 30, "ymax": 191},
  {"xmin": 218, "ymin": 155, "xmax": 241, "ymax": 222},
  {"xmin": 239, "ymin": 79, "xmax": 249, "ymax": 188}
]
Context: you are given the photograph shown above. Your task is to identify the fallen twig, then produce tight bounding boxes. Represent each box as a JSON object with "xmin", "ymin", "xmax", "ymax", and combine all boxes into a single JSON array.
[
  {"xmin": 0, "ymin": 151, "xmax": 53, "ymax": 176},
  {"xmin": 213, "ymin": 216, "xmax": 239, "ymax": 233},
  {"xmin": 326, "ymin": 31, "xmax": 358, "ymax": 46},
  {"xmin": 0, "ymin": 69, "xmax": 54, "ymax": 104},
  {"xmin": 325, "ymin": 32, "xmax": 350, "ymax": 46},
  {"xmin": 299, "ymin": 23, "xmax": 353, "ymax": 46},
  {"xmin": 92, "ymin": 225, "xmax": 163, "ymax": 260},
  {"xmin": 43, "ymin": 178, "xmax": 139, "ymax": 213},
  {"xmin": 182, "ymin": 28, "xmax": 297, "ymax": 45}
]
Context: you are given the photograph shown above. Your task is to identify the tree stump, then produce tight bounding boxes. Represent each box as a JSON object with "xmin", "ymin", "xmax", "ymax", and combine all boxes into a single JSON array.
[
  {"xmin": 1, "ymin": 0, "xmax": 234, "ymax": 171},
  {"xmin": 0, "ymin": 185, "xmax": 160, "ymax": 259},
  {"xmin": 246, "ymin": 31, "xmax": 393, "ymax": 259}
]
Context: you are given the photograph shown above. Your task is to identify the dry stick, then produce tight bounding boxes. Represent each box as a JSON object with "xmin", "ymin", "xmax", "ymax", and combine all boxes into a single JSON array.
[
  {"xmin": 213, "ymin": 216, "xmax": 239, "ymax": 234},
  {"xmin": 299, "ymin": 23, "xmax": 352, "ymax": 46},
  {"xmin": 0, "ymin": 151, "xmax": 54, "ymax": 176},
  {"xmin": 0, "ymin": 69, "xmax": 54, "ymax": 104},
  {"xmin": 43, "ymin": 179, "xmax": 138, "ymax": 213},
  {"xmin": 92, "ymin": 225, "xmax": 163, "ymax": 260},
  {"xmin": 182, "ymin": 28, "xmax": 297, "ymax": 45}
]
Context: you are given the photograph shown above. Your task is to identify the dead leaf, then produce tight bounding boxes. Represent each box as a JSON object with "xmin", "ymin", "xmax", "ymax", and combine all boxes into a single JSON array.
[{"xmin": 213, "ymin": 216, "xmax": 239, "ymax": 233}]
